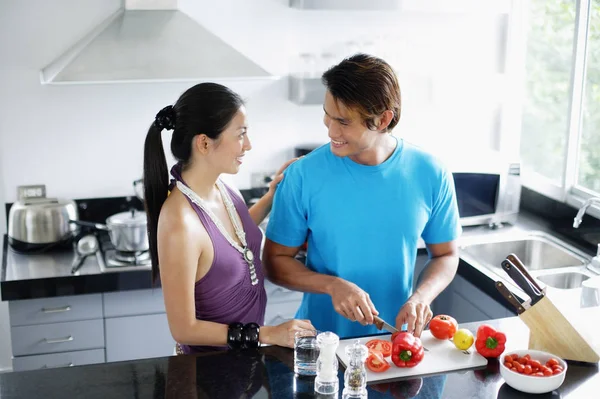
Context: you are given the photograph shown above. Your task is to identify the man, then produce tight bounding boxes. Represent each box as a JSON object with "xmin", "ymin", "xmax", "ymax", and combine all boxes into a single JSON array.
[{"xmin": 263, "ymin": 53, "xmax": 461, "ymax": 339}]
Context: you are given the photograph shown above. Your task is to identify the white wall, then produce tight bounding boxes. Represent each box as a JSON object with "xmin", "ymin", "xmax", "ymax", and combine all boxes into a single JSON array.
[
  {"xmin": 0, "ymin": 0, "xmax": 513, "ymax": 203},
  {"xmin": 0, "ymin": 0, "xmax": 513, "ymax": 370}
]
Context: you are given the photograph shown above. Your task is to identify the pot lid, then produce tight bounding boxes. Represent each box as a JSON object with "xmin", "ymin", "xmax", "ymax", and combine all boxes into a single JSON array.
[{"xmin": 107, "ymin": 209, "xmax": 147, "ymax": 226}]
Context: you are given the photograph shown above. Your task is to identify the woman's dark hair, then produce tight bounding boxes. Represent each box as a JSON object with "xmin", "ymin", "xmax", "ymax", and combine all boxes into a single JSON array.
[
  {"xmin": 321, "ymin": 53, "xmax": 401, "ymax": 132},
  {"xmin": 143, "ymin": 83, "xmax": 244, "ymax": 283}
]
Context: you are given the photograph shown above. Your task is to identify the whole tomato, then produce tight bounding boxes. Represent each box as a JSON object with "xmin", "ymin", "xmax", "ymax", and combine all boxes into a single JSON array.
[{"xmin": 429, "ymin": 315, "xmax": 458, "ymax": 340}]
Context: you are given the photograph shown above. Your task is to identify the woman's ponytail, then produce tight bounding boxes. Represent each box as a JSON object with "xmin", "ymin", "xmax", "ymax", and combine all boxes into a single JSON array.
[{"xmin": 143, "ymin": 106, "xmax": 174, "ymax": 284}]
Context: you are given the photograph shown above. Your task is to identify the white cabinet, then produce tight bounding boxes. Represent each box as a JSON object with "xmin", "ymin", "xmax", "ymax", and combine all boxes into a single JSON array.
[
  {"xmin": 8, "ymin": 294, "xmax": 106, "ymax": 371},
  {"xmin": 105, "ymin": 314, "xmax": 174, "ymax": 362},
  {"xmin": 8, "ymin": 288, "xmax": 175, "ymax": 370},
  {"xmin": 102, "ymin": 289, "xmax": 174, "ymax": 362}
]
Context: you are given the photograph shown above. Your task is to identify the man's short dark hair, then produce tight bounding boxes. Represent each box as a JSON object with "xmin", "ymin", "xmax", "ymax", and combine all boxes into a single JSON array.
[{"xmin": 322, "ymin": 53, "xmax": 401, "ymax": 132}]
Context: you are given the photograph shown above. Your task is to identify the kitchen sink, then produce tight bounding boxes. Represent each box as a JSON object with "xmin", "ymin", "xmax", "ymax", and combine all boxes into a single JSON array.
[
  {"xmin": 460, "ymin": 231, "xmax": 589, "ymax": 271},
  {"xmin": 536, "ymin": 272, "xmax": 590, "ymax": 290}
]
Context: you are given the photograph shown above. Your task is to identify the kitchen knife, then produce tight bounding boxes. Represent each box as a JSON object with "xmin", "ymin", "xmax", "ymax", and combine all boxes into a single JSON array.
[
  {"xmin": 495, "ymin": 281, "xmax": 528, "ymax": 314},
  {"xmin": 374, "ymin": 316, "xmax": 398, "ymax": 333},
  {"xmin": 501, "ymin": 259, "xmax": 544, "ymax": 306},
  {"xmin": 507, "ymin": 253, "xmax": 545, "ymax": 293}
]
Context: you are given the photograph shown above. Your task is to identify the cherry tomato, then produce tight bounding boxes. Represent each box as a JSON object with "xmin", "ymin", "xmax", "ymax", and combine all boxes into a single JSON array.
[
  {"xmin": 503, "ymin": 353, "xmax": 565, "ymax": 377},
  {"xmin": 428, "ymin": 315, "xmax": 458, "ymax": 340}
]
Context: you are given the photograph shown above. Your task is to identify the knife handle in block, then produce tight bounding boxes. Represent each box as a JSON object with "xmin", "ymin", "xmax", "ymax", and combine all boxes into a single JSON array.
[
  {"xmin": 507, "ymin": 253, "xmax": 544, "ymax": 293},
  {"xmin": 495, "ymin": 281, "xmax": 526, "ymax": 314}
]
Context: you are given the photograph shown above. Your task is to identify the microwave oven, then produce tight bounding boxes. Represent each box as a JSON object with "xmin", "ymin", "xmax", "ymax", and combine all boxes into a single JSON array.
[{"xmin": 452, "ymin": 162, "xmax": 522, "ymax": 228}]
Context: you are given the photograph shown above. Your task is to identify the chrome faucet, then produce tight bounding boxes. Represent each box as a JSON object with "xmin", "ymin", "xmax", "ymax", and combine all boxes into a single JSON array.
[
  {"xmin": 573, "ymin": 197, "xmax": 600, "ymax": 228},
  {"xmin": 573, "ymin": 196, "xmax": 600, "ymax": 274}
]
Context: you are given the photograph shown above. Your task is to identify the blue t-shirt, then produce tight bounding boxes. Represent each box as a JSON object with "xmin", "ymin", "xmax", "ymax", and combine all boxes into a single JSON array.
[{"xmin": 266, "ymin": 137, "xmax": 462, "ymax": 338}]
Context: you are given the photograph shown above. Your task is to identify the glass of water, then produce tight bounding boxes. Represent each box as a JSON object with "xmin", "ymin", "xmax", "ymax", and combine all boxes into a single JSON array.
[{"xmin": 294, "ymin": 329, "xmax": 320, "ymax": 376}]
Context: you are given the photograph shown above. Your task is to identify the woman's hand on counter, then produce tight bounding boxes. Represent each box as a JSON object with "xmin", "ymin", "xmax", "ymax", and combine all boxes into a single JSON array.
[{"xmin": 259, "ymin": 319, "xmax": 315, "ymax": 348}]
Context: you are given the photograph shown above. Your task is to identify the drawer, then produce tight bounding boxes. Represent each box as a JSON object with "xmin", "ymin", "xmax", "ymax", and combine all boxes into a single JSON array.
[
  {"xmin": 9, "ymin": 294, "xmax": 103, "ymax": 327},
  {"xmin": 11, "ymin": 319, "xmax": 105, "ymax": 356},
  {"xmin": 264, "ymin": 301, "xmax": 301, "ymax": 326},
  {"xmin": 103, "ymin": 288, "xmax": 165, "ymax": 318},
  {"xmin": 12, "ymin": 349, "xmax": 105, "ymax": 372},
  {"xmin": 264, "ymin": 280, "xmax": 304, "ymax": 304}
]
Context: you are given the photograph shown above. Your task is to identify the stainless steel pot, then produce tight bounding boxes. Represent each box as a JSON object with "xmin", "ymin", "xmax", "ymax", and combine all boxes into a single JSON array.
[
  {"xmin": 72, "ymin": 209, "xmax": 148, "ymax": 252},
  {"xmin": 105, "ymin": 209, "xmax": 149, "ymax": 252},
  {"xmin": 8, "ymin": 185, "xmax": 79, "ymax": 252}
]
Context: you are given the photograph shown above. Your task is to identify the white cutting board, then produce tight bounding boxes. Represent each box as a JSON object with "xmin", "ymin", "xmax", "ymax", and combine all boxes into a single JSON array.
[{"xmin": 336, "ymin": 332, "xmax": 488, "ymax": 383}]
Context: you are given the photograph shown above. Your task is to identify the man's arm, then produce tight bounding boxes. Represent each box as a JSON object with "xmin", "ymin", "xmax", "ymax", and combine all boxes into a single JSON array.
[
  {"xmin": 395, "ymin": 240, "xmax": 459, "ymax": 336},
  {"xmin": 263, "ymin": 239, "xmax": 336, "ymax": 294},
  {"xmin": 411, "ymin": 240, "xmax": 459, "ymax": 305},
  {"xmin": 263, "ymin": 239, "xmax": 379, "ymax": 324}
]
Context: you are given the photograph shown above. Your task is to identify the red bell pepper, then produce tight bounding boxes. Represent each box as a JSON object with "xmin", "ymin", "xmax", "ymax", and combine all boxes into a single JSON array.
[
  {"xmin": 391, "ymin": 332, "xmax": 424, "ymax": 368},
  {"xmin": 475, "ymin": 324, "xmax": 506, "ymax": 358}
]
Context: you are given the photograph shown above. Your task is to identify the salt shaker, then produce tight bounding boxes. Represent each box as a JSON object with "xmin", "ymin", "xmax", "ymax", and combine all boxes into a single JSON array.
[
  {"xmin": 314, "ymin": 331, "xmax": 340, "ymax": 395},
  {"xmin": 342, "ymin": 340, "xmax": 368, "ymax": 399}
]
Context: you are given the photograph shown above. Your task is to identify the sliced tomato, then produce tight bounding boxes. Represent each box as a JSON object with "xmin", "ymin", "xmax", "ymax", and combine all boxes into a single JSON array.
[
  {"xmin": 366, "ymin": 339, "xmax": 392, "ymax": 357},
  {"xmin": 366, "ymin": 350, "xmax": 391, "ymax": 373}
]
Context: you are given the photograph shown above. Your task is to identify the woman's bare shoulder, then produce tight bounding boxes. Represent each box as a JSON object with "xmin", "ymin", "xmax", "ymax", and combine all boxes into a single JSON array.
[{"xmin": 158, "ymin": 190, "xmax": 206, "ymax": 249}]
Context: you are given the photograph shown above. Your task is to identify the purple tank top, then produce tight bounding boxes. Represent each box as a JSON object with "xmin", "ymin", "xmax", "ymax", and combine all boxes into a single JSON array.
[{"xmin": 169, "ymin": 164, "xmax": 267, "ymax": 354}]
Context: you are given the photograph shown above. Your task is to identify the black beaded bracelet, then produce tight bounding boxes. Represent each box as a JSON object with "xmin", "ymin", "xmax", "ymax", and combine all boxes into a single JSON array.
[
  {"xmin": 227, "ymin": 322, "xmax": 244, "ymax": 349},
  {"xmin": 241, "ymin": 322, "xmax": 261, "ymax": 349}
]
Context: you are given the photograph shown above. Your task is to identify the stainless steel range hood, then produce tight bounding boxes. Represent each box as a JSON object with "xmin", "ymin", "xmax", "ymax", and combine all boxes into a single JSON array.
[{"xmin": 40, "ymin": 1, "xmax": 273, "ymax": 85}]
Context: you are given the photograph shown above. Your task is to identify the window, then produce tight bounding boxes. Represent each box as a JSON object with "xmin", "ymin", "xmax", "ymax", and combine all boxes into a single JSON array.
[
  {"xmin": 518, "ymin": 0, "xmax": 600, "ymax": 215},
  {"xmin": 520, "ymin": 0, "xmax": 576, "ymax": 185},
  {"xmin": 578, "ymin": 0, "xmax": 600, "ymax": 193}
]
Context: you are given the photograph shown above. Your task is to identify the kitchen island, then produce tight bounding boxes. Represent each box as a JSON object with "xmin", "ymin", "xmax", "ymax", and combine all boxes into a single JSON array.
[
  {"xmin": 0, "ymin": 310, "xmax": 598, "ymax": 399},
  {"xmin": 2, "ymin": 206, "xmax": 599, "ymax": 371}
]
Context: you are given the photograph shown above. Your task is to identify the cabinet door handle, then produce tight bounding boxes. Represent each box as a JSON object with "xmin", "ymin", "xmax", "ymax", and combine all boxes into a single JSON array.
[
  {"xmin": 41, "ymin": 362, "xmax": 74, "ymax": 369},
  {"xmin": 41, "ymin": 306, "xmax": 71, "ymax": 313},
  {"xmin": 44, "ymin": 335, "xmax": 74, "ymax": 344}
]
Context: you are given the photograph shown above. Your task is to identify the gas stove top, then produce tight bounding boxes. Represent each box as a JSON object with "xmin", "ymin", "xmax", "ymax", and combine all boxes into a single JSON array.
[{"xmin": 96, "ymin": 232, "xmax": 152, "ymax": 272}]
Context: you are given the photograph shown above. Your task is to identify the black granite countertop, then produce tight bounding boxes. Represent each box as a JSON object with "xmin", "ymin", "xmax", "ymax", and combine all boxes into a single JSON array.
[
  {"xmin": 0, "ymin": 234, "xmax": 156, "ymax": 301},
  {"xmin": 0, "ymin": 312, "xmax": 598, "ymax": 399}
]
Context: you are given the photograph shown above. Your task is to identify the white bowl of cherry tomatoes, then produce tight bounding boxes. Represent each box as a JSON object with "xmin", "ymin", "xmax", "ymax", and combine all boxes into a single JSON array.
[{"xmin": 499, "ymin": 349, "xmax": 567, "ymax": 394}]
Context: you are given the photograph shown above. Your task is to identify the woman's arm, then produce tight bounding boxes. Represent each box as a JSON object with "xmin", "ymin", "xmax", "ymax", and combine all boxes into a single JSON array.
[
  {"xmin": 248, "ymin": 192, "xmax": 274, "ymax": 226},
  {"xmin": 157, "ymin": 196, "xmax": 312, "ymax": 348},
  {"xmin": 158, "ymin": 203, "xmax": 230, "ymax": 346}
]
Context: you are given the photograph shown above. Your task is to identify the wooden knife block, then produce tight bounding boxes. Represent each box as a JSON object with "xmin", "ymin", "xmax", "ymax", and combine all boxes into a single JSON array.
[{"xmin": 519, "ymin": 295, "xmax": 600, "ymax": 363}]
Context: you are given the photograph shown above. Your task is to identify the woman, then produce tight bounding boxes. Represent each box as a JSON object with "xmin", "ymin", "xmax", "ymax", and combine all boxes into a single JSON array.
[{"xmin": 143, "ymin": 82, "xmax": 313, "ymax": 354}]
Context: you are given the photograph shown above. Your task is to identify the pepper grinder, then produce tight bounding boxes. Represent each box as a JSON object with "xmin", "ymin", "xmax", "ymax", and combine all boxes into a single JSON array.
[
  {"xmin": 314, "ymin": 331, "xmax": 340, "ymax": 395},
  {"xmin": 342, "ymin": 340, "xmax": 368, "ymax": 399}
]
